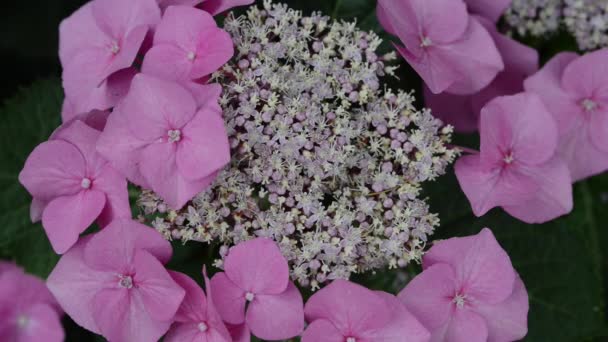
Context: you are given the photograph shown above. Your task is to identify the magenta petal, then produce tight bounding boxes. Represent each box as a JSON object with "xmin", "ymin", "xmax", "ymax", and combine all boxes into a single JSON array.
[
  {"xmin": 93, "ymin": 165, "xmax": 131, "ymax": 227},
  {"xmin": 16, "ymin": 303, "xmax": 64, "ymax": 342},
  {"xmin": 224, "ymin": 238, "xmax": 290, "ymax": 295},
  {"xmin": 133, "ymin": 250, "xmax": 185, "ymax": 321},
  {"xmin": 164, "ymin": 323, "xmax": 202, "ymax": 342},
  {"xmin": 246, "ymin": 282, "xmax": 304, "ymax": 340},
  {"xmin": 464, "ymin": 0, "xmax": 510, "ymax": 23},
  {"xmin": 442, "ymin": 309, "xmax": 489, "ymax": 342},
  {"xmin": 210, "ymin": 272, "xmax": 246, "ymax": 324},
  {"xmin": 30, "ymin": 198, "xmax": 47, "ymax": 223},
  {"xmin": 42, "ymin": 190, "xmax": 106, "ymax": 254},
  {"xmin": 367, "ymin": 292, "xmax": 430, "ymax": 342},
  {"xmin": 301, "ymin": 319, "xmax": 343, "ymax": 342},
  {"xmin": 199, "ymin": 0, "xmax": 255, "ymax": 15},
  {"xmin": 170, "ymin": 271, "xmax": 208, "ymax": 322},
  {"xmin": 503, "ymin": 157, "xmax": 573, "ymax": 223},
  {"xmin": 416, "ymin": 0, "xmax": 469, "ymax": 44},
  {"xmin": 561, "ymin": 49, "xmax": 608, "ymax": 99},
  {"xmin": 84, "ymin": 219, "xmax": 173, "ymax": 271},
  {"xmin": 19, "ymin": 140, "xmax": 85, "ymax": 201},
  {"xmin": 227, "ymin": 323, "xmax": 251, "ymax": 342},
  {"xmin": 397, "ymin": 43, "xmax": 461, "ymax": 95},
  {"xmin": 423, "ymin": 84, "xmax": 478, "ymax": 133},
  {"xmin": 398, "ymin": 263, "xmax": 456, "ymax": 330},
  {"xmin": 155, "ymin": 6, "xmax": 217, "ymax": 47},
  {"xmin": 50, "ymin": 120, "xmax": 102, "ymax": 171},
  {"xmin": 558, "ymin": 120, "xmax": 608, "ymax": 181}
]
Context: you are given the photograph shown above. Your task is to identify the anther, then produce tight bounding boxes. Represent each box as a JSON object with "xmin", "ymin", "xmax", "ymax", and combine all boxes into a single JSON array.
[{"xmin": 81, "ymin": 178, "xmax": 92, "ymax": 189}]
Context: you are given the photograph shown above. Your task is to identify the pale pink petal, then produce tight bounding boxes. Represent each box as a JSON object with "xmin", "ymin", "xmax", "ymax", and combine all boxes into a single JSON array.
[
  {"xmin": 475, "ymin": 276, "xmax": 529, "ymax": 342},
  {"xmin": 42, "ymin": 190, "xmax": 106, "ymax": 254},
  {"xmin": 122, "ymin": 74, "xmax": 197, "ymax": 142},
  {"xmin": 246, "ymin": 282, "xmax": 304, "ymax": 340},
  {"xmin": 464, "ymin": 0, "xmax": 510, "ymax": 22},
  {"xmin": 305, "ymin": 279, "xmax": 392, "ymax": 336},
  {"xmin": 142, "ymin": 44, "xmax": 196, "ymax": 81},
  {"xmin": 170, "ymin": 271, "xmax": 207, "ymax": 322},
  {"xmin": 561, "ymin": 49, "xmax": 608, "ymax": 100},
  {"xmin": 199, "ymin": 0, "xmax": 255, "ymax": 15},
  {"xmin": 301, "ymin": 319, "xmax": 344, "ymax": 342},
  {"xmin": 164, "ymin": 323, "xmax": 202, "ymax": 342},
  {"xmin": 178, "ymin": 104, "xmax": 230, "ymax": 181},
  {"xmin": 19, "ymin": 140, "xmax": 85, "ymax": 201},
  {"xmin": 503, "ymin": 157, "xmax": 573, "ymax": 223},
  {"xmin": 416, "ymin": 0, "xmax": 469, "ymax": 44},
  {"xmin": 396, "ymin": 43, "xmax": 461, "ymax": 95},
  {"xmin": 224, "ymin": 238, "xmax": 289, "ymax": 295},
  {"xmin": 376, "ymin": 2, "xmax": 397, "ymax": 36},
  {"xmin": 30, "ymin": 198, "xmax": 47, "ymax": 223},
  {"xmin": 227, "ymin": 323, "xmax": 250, "ymax": 342},
  {"xmin": 187, "ymin": 83, "xmax": 223, "ymax": 110},
  {"xmin": 367, "ymin": 292, "xmax": 430, "ymax": 342},
  {"xmin": 210, "ymin": 272, "xmax": 246, "ymax": 324},
  {"xmin": 132, "ymin": 250, "xmax": 185, "ymax": 321},
  {"xmin": 15, "ymin": 303, "xmax": 64, "ymax": 342},
  {"xmin": 442, "ymin": 309, "xmax": 489, "ymax": 342},
  {"xmin": 61, "ymin": 98, "xmax": 77, "ymax": 123},
  {"xmin": 93, "ymin": 165, "xmax": 131, "ymax": 227},
  {"xmin": 589, "ymin": 107, "xmax": 608, "ymax": 153},
  {"xmin": 47, "ymin": 237, "xmax": 113, "ymax": 335},
  {"xmin": 398, "ymin": 263, "xmax": 456, "ymax": 331},
  {"xmin": 63, "ymin": 110, "xmax": 111, "ymax": 132},
  {"xmin": 58, "ymin": 3, "xmax": 106, "ymax": 64},
  {"xmin": 470, "ymin": 72, "xmax": 526, "ymax": 119},
  {"xmin": 67, "ymin": 68, "xmax": 137, "ymax": 115},
  {"xmin": 50, "ymin": 120, "xmax": 102, "ymax": 169},
  {"xmin": 558, "ymin": 119, "xmax": 608, "ymax": 181},
  {"xmin": 423, "ymin": 85, "xmax": 477, "ymax": 133},
  {"xmin": 454, "ymin": 154, "xmax": 538, "ymax": 217},
  {"xmin": 84, "ymin": 219, "xmax": 173, "ymax": 271},
  {"xmin": 92, "ymin": 0, "xmax": 160, "ymax": 41},
  {"xmin": 377, "ymin": 1, "xmax": 419, "ymax": 52},
  {"xmin": 524, "ymin": 52, "xmax": 580, "ymax": 132},
  {"xmin": 191, "ymin": 28, "xmax": 233, "ymax": 79}
]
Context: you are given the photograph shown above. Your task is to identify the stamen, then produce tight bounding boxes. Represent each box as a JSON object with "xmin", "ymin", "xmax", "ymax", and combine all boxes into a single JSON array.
[
  {"xmin": 503, "ymin": 153, "xmax": 514, "ymax": 165},
  {"xmin": 187, "ymin": 51, "xmax": 197, "ymax": 61},
  {"xmin": 17, "ymin": 315, "xmax": 29, "ymax": 328},
  {"xmin": 581, "ymin": 99, "xmax": 597, "ymax": 112},
  {"xmin": 245, "ymin": 292, "xmax": 255, "ymax": 301},
  {"xmin": 81, "ymin": 178, "xmax": 92, "ymax": 189},
  {"xmin": 453, "ymin": 294, "xmax": 466, "ymax": 309},
  {"xmin": 420, "ymin": 36, "xmax": 433, "ymax": 48},
  {"xmin": 198, "ymin": 322, "xmax": 208, "ymax": 332},
  {"xmin": 119, "ymin": 275, "xmax": 133, "ymax": 289},
  {"xmin": 168, "ymin": 129, "xmax": 182, "ymax": 143},
  {"xmin": 346, "ymin": 338, "xmax": 356, "ymax": 342},
  {"xmin": 110, "ymin": 42, "xmax": 120, "ymax": 55}
]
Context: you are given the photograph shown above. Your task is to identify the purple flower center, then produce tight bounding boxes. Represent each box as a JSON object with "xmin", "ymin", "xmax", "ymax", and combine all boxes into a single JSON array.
[
  {"xmin": 581, "ymin": 99, "xmax": 597, "ymax": 112},
  {"xmin": 168, "ymin": 129, "xmax": 182, "ymax": 143},
  {"xmin": 453, "ymin": 294, "xmax": 466, "ymax": 309},
  {"xmin": 81, "ymin": 178, "xmax": 92, "ymax": 189},
  {"xmin": 118, "ymin": 275, "xmax": 134, "ymax": 289},
  {"xmin": 198, "ymin": 322, "xmax": 208, "ymax": 332}
]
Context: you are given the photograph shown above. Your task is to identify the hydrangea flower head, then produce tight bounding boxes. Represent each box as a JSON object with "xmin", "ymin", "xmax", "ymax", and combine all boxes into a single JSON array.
[
  {"xmin": 165, "ymin": 269, "xmax": 231, "ymax": 342},
  {"xmin": 425, "ymin": 16, "xmax": 539, "ymax": 132},
  {"xmin": 377, "ymin": 0, "xmax": 504, "ymax": 95},
  {"xmin": 303, "ymin": 279, "xmax": 430, "ymax": 342},
  {"xmin": 19, "ymin": 120, "xmax": 130, "ymax": 253},
  {"xmin": 564, "ymin": 0, "xmax": 608, "ymax": 51},
  {"xmin": 0, "ymin": 263, "xmax": 64, "ymax": 342},
  {"xmin": 142, "ymin": 6, "xmax": 234, "ymax": 82},
  {"xmin": 210, "ymin": 238, "xmax": 304, "ymax": 340},
  {"xmin": 455, "ymin": 93, "xmax": 573, "ymax": 223},
  {"xmin": 399, "ymin": 228, "xmax": 529, "ymax": 342},
  {"xmin": 47, "ymin": 219, "xmax": 185, "ymax": 342},
  {"xmin": 59, "ymin": 0, "xmax": 160, "ymax": 112},
  {"xmin": 505, "ymin": 0, "xmax": 563, "ymax": 38},
  {"xmin": 97, "ymin": 74, "xmax": 230, "ymax": 210},
  {"xmin": 524, "ymin": 49, "xmax": 608, "ymax": 181}
]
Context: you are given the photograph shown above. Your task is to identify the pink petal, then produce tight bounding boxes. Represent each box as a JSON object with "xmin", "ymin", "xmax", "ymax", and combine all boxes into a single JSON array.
[
  {"xmin": 178, "ymin": 102, "xmax": 230, "ymax": 181},
  {"xmin": 395, "ymin": 43, "xmax": 460, "ymax": 95},
  {"xmin": 398, "ymin": 263, "xmax": 456, "ymax": 331},
  {"xmin": 92, "ymin": 0, "xmax": 160, "ymax": 41},
  {"xmin": 188, "ymin": 82, "xmax": 223, "ymax": 110},
  {"xmin": 227, "ymin": 323, "xmax": 250, "ymax": 342},
  {"xmin": 475, "ymin": 276, "xmax": 529, "ymax": 342},
  {"xmin": 62, "ymin": 110, "xmax": 111, "ymax": 132},
  {"xmin": 305, "ymin": 279, "xmax": 392, "ymax": 336},
  {"xmin": 376, "ymin": 1, "xmax": 397, "ymax": 36},
  {"xmin": 132, "ymin": 250, "xmax": 185, "ymax": 321},
  {"xmin": 155, "ymin": 5, "xmax": 217, "ymax": 48},
  {"xmin": 50, "ymin": 120, "xmax": 102, "ymax": 169},
  {"xmin": 454, "ymin": 154, "xmax": 538, "ymax": 217},
  {"xmin": 42, "ymin": 190, "xmax": 106, "ymax": 254},
  {"xmin": 416, "ymin": 0, "xmax": 469, "ymax": 44},
  {"xmin": 470, "ymin": 72, "xmax": 526, "ymax": 119},
  {"xmin": 589, "ymin": 106, "xmax": 608, "ymax": 153},
  {"xmin": 93, "ymin": 165, "xmax": 131, "ymax": 227},
  {"xmin": 30, "ymin": 198, "xmax": 47, "ymax": 223},
  {"xmin": 210, "ymin": 272, "xmax": 246, "ymax": 324},
  {"xmin": 367, "ymin": 292, "xmax": 430, "ymax": 342},
  {"xmin": 58, "ymin": 3, "xmax": 106, "ymax": 64},
  {"xmin": 199, "ymin": 0, "xmax": 255, "ymax": 15},
  {"xmin": 561, "ymin": 49, "xmax": 608, "ymax": 100},
  {"xmin": 170, "ymin": 271, "xmax": 208, "ymax": 322},
  {"xmin": 190, "ymin": 27, "xmax": 234, "ymax": 78},
  {"xmin": 503, "ymin": 157, "xmax": 573, "ymax": 223},
  {"xmin": 464, "ymin": 0, "xmax": 510, "ymax": 22},
  {"xmin": 423, "ymin": 85, "xmax": 478, "ymax": 133},
  {"xmin": 301, "ymin": 319, "xmax": 344, "ymax": 342},
  {"xmin": 15, "ymin": 303, "xmax": 64, "ymax": 342},
  {"xmin": 47, "ymin": 237, "xmax": 113, "ymax": 335},
  {"xmin": 246, "ymin": 282, "xmax": 304, "ymax": 340},
  {"xmin": 142, "ymin": 44, "xmax": 197, "ymax": 81},
  {"xmin": 164, "ymin": 323, "xmax": 203, "ymax": 342},
  {"xmin": 479, "ymin": 93, "xmax": 558, "ymax": 166},
  {"xmin": 440, "ymin": 16, "xmax": 504, "ymax": 95},
  {"xmin": 122, "ymin": 74, "xmax": 198, "ymax": 142},
  {"xmin": 558, "ymin": 119, "xmax": 608, "ymax": 181},
  {"xmin": 224, "ymin": 238, "xmax": 289, "ymax": 295},
  {"xmin": 84, "ymin": 219, "xmax": 173, "ymax": 271},
  {"xmin": 441, "ymin": 309, "xmax": 489, "ymax": 342},
  {"xmin": 524, "ymin": 52, "xmax": 580, "ymax": 133},
  {"xmin": 19, "ymin": 140, "xmax": 85, "ymax": 201},
  {"xmin": 96, "ymin": 111, "xmax": 150, "ymax": 188},
  {"xmin": 203, "ymin": 268, "xmax": 232, "ymax": 339}
]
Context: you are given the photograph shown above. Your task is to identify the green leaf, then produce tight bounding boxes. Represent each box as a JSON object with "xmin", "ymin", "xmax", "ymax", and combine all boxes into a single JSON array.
[
  {"xmin": 425, "ymin": 170, "xmax": 608, "ymax": 341},
  {"xmin": 0, "ymin": 78, "xmax": 63, "ymax": 277}
]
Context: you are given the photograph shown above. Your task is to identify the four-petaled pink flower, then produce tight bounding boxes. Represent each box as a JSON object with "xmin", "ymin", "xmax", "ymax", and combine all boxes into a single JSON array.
[
  {"xmin": 302, "ymin": 279, "xmax": 430, "ymax": 342},
  {"xmin": 425, "ymin": 16, "xmax": 539, "ymax": 133},
  {"xmin": 455, "ymin": 93, "xmax": 573, "ymax": 223},
  {"xmin": 97, "ymin": 74, "xmax": 230, "ymax": 210},
  {"xmin": 0, "ymin": 262, "xmax": 64, "ymax": 342},
  {"xmin": 59, "ymin": 0, "xmax": 160, "ymax": 114},
  {"xmin": 399, "ymin": 228, "xmax": 529, "ymax": 342},
  {"xmin": 165, "ymin": 269, "xmax": 232, "ymax": 342},
  {"xmin": 143, "ymin": 6, "xmax": 234, "ymax": 83},
  {"xmin": 377, "ymin": 0, "xmax": 503, "ymax": 95},
  {"xmin": 157, "ymin": 0, "xmax": 254, "ymax": 15},
  {"xmin": 19, "ymin": 120, "xmax": 130, "ymax": 254},
  {"xmin": 524, "ymin": 49, "xmax": 608, "ymax": 181},
  {"xmin": 47, "ymin": 219, "xmax": 185, "ymax": 342},
  {"xmin": 211, "ymin": 238, "xmax": 305, "ymax": 341}
]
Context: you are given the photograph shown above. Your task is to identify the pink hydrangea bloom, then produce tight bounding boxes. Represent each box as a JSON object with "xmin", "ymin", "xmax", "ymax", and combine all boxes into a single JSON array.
[
  {"xmin": 19, "ymin": 120, "xmax": 130, "ymax": 254},
  {"xmin": 210, "ymin": 238, "xmax": 304, "ymax": 340},
  {"xmin": 425, "ymin": 16, "xmax": 539, "ymax": 133},
  {"xmin": 399, "ymin": 228, "xmax": 528, "ymax": 342},
  {"xmin": 524, "ymin": 49, "xmax": 608, "ymax": 181},
  {"xmin": 463, "ymin": 0, "xmax": 511, "ymax": 23},
  {"xmin": 59, "ymin": 0, "xmax": 160, "ymax": 113},
  {"xmin": 97, "ymin": 74, "xmax": 230, "ymax": 210},
  {"xmin": 302, "ymin": 279, "xmax": 430, "ymax": 342},
  {"xmin": 158, "ymin": 0, "xmax": 254, "ymax": 15},
  {"xmin": 165, "ymin": 269, "xmax": 231, "ymax": 342},
  {"xmin": 377, "ymin": 0, "xmax": 503, "ymax": 95},
  {"xmin": 47, "ymin": 219, "xmax": 185, "ymax": 342},
  {"xmin": 454, "ymin": 93, "xmax": 573, "ymax": 223},
  {"xmin": 0, "ymin": 263, "xmax": 64, "ymax": 342}
]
